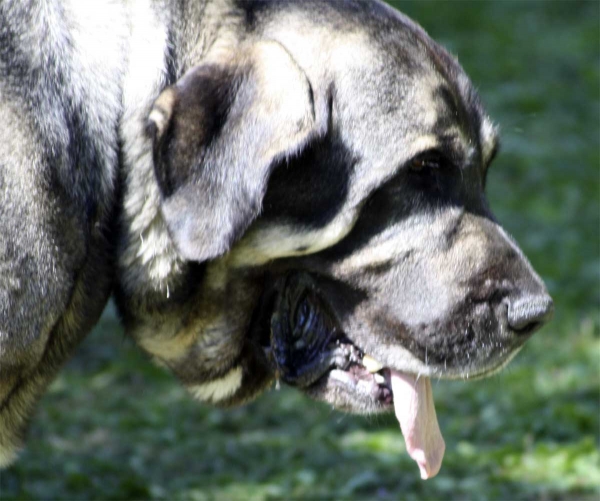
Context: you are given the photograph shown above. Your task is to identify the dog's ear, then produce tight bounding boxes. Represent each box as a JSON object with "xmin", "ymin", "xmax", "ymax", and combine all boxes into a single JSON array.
[{"xmin": 147, "ymin": 41, "xmax": 319, "ymax": 262}]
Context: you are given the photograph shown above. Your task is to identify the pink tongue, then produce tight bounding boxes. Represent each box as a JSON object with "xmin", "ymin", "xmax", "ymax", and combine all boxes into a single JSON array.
[{"xmin": 389, "ymin": 370, "xmax": 445, "ymax": 479}]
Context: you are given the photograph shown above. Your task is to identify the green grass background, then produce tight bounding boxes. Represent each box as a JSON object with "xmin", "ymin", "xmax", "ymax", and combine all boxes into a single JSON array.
[{"xmin": 1, "ymin": 1, "xmax": 598, "ymax": 499}]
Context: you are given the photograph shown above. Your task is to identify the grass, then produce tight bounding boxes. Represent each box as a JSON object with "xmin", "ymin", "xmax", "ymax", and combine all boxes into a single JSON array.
[{"xmin": 1, "ymin": 1, "xmax": 598, "ymax": 500}]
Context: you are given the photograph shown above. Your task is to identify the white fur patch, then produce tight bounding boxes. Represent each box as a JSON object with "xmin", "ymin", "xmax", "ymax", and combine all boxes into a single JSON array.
[
  {"xmin": 480, "ymin": 117, "xmax": 499, "ymax": 165},
  {"xmin": 229, "ymin": 209, "xmax": 360, "ymax": 267},
  {"xmin": 148, "ymin": 88, "xmax": 176, "ymax": 137},
  {"xmin": 188, "ymin": 367, "xmax": 243, "ymax": 403}
]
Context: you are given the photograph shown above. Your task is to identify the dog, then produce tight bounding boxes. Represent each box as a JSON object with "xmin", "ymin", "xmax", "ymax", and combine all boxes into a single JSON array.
[{"xmin": 0, "ymin": 0, "xmax": 553, "ymax": 478}]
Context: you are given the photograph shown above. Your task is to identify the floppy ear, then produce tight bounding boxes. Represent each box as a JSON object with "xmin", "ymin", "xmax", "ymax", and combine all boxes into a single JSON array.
[{"xmin": 147, "ymin": 41, "xmax": 319, "ymax": 262}]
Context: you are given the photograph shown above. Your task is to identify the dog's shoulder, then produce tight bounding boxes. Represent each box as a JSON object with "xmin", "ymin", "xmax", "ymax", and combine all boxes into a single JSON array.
[{"xmin": 0, "ymin": 0, "xmax": 130, "ymax": 465}]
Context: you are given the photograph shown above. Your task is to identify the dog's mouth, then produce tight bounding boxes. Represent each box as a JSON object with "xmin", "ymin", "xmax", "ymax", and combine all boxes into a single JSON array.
[
  {"xmin": 261, "ymin": 272, "xmax": 445, "ymax": 479},
  {"xmin": 326, "ymin": 354, "xmax": 445, "ymax": 480}
]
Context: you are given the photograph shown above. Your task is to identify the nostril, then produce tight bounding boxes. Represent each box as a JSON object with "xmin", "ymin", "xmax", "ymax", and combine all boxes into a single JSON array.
[{"xmin": 508, "ymin": 295, "xmax": 554, "ymax": 333}]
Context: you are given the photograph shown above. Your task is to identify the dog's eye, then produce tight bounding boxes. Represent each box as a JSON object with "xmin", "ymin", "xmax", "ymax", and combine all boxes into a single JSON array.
[{"xmin": 409, "ymin": 152, "xmax": 444, "ymax": 172}]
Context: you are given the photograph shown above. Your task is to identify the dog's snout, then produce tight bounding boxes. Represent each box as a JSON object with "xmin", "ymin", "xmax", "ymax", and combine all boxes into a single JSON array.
[{"xmin": 507, "ymin": 294, "xmax": 554, "ymax": 333}]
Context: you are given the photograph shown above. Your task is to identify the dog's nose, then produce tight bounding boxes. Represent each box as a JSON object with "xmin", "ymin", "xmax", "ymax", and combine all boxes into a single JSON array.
[{"xmin": 507, "ymin": 294, "xmax": 554, "ymax": 333}]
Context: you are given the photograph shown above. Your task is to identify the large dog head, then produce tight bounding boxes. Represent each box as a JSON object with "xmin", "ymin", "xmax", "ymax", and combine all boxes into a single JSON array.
[{"xmin": 133, "ymin": 0, "xmax": 553, "ymax": 478}]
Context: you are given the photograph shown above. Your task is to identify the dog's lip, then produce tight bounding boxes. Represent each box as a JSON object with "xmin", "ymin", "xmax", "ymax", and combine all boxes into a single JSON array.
[
  {"xmin": 441, "ymin": 344, "xmax": 524, "ymax": 381},
  {"xmin": 355, "ymin": 326, "xmax": 531, "ymax": 383}
]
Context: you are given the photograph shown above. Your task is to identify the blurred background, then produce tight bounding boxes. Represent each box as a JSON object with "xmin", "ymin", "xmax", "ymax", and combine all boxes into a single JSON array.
[{"xmin": 2, "ymin": 1, "xmax": 598, "ymax": 499}]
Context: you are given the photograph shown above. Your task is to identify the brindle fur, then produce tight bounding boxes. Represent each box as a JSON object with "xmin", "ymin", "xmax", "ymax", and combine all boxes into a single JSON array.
[{"xmin": 0, "ymin": 0, "xmax": 552, "ymax": 466}]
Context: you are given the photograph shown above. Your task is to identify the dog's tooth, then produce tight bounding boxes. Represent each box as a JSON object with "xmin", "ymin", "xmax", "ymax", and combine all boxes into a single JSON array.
[
  {"xmin": 374, "ymin": 373, "xmax": 385, "ymax": 385},
  {"xmin": 362, "ymin": 355, "xmax": 383, "ymax": 373}
]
